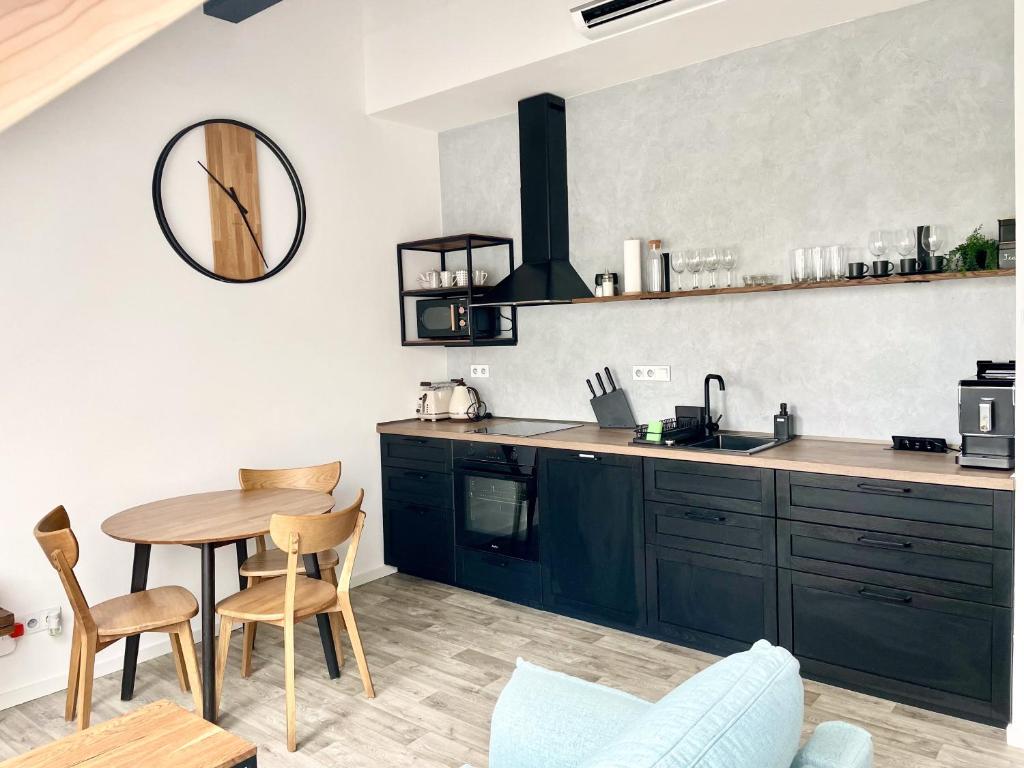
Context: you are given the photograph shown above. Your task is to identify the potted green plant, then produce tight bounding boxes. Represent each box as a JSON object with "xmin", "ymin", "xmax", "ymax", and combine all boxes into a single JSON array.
[{"xmin": 946, "ymin": 225, "xmax": 999, "ymax": 272}]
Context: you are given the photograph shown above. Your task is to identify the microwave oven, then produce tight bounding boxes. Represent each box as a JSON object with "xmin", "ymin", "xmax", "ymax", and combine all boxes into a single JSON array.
[{"xmin": 416, "ymin": 298, "xmax": 499, "ymax": 341}]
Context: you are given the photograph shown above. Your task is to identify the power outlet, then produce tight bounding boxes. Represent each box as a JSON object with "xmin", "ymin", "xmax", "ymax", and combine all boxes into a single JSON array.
[
  {"xmin": 632, "ymin": 365, "xmax": 671, "ymax": 382},
  {"xmin": 470, "ymin": 365, "xmax": 490, "ymax": 378},
  {"xmin": 22, "ymin": 607, "xmax": 61, "ymax": 636}
]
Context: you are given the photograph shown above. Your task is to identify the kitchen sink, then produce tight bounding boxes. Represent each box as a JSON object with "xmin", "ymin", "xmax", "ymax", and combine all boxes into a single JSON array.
[{"xmin": 685, "ymin": 434, "xmax": 787, "ymax": 455}]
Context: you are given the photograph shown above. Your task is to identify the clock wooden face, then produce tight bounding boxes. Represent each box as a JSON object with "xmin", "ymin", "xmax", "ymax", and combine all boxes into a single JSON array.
[{"xmin": 152, "ymin": 119, "xmax": 305, "ymax": 283}]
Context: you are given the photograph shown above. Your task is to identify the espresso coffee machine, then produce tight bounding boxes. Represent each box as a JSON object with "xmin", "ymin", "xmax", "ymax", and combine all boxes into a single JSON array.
[{"xmin": 957, "ymin": 361, "xmax": 1015, "ymax": 470}]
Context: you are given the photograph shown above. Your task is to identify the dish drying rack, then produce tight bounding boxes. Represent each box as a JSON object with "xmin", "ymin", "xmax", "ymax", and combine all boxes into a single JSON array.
[{"xmin": 632, "ymin": 413, "xmax": 704, "ymax": 446}]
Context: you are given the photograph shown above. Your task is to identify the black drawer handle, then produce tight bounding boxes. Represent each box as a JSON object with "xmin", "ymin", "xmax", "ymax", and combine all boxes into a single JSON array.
[
  {"xmin": 858, "ymin": 587, "xmax": 913, "ymax": 605},
  {"xmin": 683, "ymin": 511, "xmax": 727, "ymax": 523},
  {"xmin": 856, "ymin": 482, "xmax": 912, "ymax": 495},
  {"xmin": 404, "ymin": 471, "xmax": 428, "ymax": 480},
  {"xmin": 484, "ymin": 556, "xmax": 508, "ymax": 568},
  {"xmin": 401, "ymin": 437, "xmax": 429, "ymax": 444},
  {"xmin": 857, "ymin": 536, "xmax": 912, "ymax": 550}
]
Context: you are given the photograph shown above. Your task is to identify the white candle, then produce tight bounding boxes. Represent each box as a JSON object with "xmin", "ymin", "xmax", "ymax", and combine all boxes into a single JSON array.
[{"xmin": 623, "ymin": 239, "xmax": 642, "ymax": 294}]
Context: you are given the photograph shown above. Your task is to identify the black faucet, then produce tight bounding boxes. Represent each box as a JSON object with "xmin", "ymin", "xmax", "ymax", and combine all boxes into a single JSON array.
[{"xmin": 704, "ymin": 374, "xmax": 725, "ymax": 435}]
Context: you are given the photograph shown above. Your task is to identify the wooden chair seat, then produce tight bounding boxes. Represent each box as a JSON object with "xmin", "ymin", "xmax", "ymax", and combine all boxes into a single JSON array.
[
  {"xmin": 238, "ymin": 548, "xmax": 338, "ymax": 578},
  {"xmin": 92, "ymin": 586, "xmax": 198, "ymax": 639},
  {"xmin": 216, "ymin": 576, "xmax": 336, "ymax": 624}
]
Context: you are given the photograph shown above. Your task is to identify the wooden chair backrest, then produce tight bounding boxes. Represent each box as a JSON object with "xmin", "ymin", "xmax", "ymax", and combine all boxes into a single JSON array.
[
  {"xmin": 238, "ymin": 461, "xmax": 341, "ymax": 494},
  {"xmin": 269, "ymin": 489, "xmax": 363, "ymax": 556},
  {"xmin": 270, "ymin": 489, "xmax": 366, "ymax": 619},
  {"xmin": 33, "ymin": 506, "xmax": 94, "ymax": 632}
]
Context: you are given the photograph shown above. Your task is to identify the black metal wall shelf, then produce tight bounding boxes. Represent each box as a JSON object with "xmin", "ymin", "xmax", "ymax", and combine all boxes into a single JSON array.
[{"xmin": 397, "ymin": 234, "xmax": 518, "ymax": 348}]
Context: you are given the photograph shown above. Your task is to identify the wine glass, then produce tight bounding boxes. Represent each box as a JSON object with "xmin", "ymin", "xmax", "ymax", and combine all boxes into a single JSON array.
[
  {"xmin": 702, "ymin": 247, "xmax": 721, "ymax": 289},
  {"xmin": 921, "ymin": 225, "xmax": 946, "ymax": 260},
  {"xmin": 868, "ymin": 230, "xmax": 891, "ymax": 260},
  {"xmin": 670, "ymin": 251, "xmax": 688, "ymax": 291},
  {"xmin": 721, "ymin": 248, "xmax": 738, "ymax": 287},
  {"xmin": 685, "ymin": 250, "xmax": 703, "ymax": 290}
]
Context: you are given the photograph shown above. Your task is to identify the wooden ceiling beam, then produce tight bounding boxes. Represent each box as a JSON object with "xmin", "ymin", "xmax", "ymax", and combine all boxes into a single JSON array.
[{"xmin": 0, "ymin": 0, "xmax": 203, "ymax": 134}]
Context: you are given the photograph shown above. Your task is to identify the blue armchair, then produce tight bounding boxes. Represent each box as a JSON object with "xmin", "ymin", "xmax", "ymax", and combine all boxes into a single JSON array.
[{"xmin": 464, "ymin": 641, "xmax": 872, "ymax": 768}]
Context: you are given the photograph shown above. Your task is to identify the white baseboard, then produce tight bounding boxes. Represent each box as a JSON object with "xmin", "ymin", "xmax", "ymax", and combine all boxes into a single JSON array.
[
  {"xmin": 0, "ymin": 564, "xmax": 397, "ymax": 711},
  {"xmin": 1007, "ymin": 721, "xmax": 1024, "ymax": 747}
]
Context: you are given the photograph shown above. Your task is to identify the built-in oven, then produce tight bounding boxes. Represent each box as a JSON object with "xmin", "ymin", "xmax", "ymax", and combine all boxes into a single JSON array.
[
  {"xmin": 416, "ymin": 298, "xmax": 499, "ymax": 341},
  {"xmin": 453, "ymin": 442, "xmax": 539, "ymax": 561}
]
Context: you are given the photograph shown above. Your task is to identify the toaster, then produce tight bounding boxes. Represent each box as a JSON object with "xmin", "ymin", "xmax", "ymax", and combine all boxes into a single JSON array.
[{"xmin": 416, "ymin": 381, "xmax": 453, "ymax": 421}]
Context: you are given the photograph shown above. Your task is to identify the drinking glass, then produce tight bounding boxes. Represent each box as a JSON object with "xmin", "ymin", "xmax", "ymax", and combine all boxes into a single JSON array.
[
  {"xmin": 670, "ymin": 251, "xmax": 688, "ymax": 290},
  {"xmin": 894, "ymin": 228, "xmax": 916, "ymax": 259},
  {"xmin": 810, "ymin": 246, "xmax": 828, "ymax": 282},
  {"xmin": 721, "ymin": 248, "xmax": 738, "ymax": 287},
  {"xmin": 868, "ymin": 230, "xmax": 891, "ymax": 260},
  {"xmin": 702, "ymin": 248, "xmax": 721, "ymax": 289},
  {"xmin": 825, "ymin": 245, "xmax": 846, "ymax": 280},
  {"xmin": 791, "ymin": 247, "xmax": 813, "ymax": 283},
  {"xmin": 685, "ymin": 250, "xmax": 703, "ymax": 290}
]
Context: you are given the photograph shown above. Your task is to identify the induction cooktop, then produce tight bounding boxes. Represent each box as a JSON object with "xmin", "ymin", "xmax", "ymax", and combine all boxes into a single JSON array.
[{"xmin": 469, "ymin": 420, "xmax": 582, "ymax": 438}]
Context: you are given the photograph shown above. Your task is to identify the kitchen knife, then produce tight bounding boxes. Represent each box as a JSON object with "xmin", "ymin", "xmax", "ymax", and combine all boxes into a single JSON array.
[
  {"xmin": 595, "ymin": 372, "xmax": 608, "ymax": 395},
  {"xmin": 604, "ymin": 367, "xmax": 616, "ymax": 391},
  {"xmin": 587, "ymin": 379, "xmax": 597, "ymax": 398}
]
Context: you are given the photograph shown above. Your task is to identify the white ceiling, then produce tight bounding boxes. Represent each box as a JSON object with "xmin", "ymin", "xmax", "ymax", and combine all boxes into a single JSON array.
[{"xmin": 362, "ymin": 0, "xmax": 931, "ymax": 131}]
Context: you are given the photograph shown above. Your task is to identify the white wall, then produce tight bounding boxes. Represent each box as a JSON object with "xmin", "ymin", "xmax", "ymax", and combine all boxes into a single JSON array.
[
  {"xmin": 1010, "ymin": 0, "xmax": 1023, "ymax": 749},
  {"xmin": 0, "ymin": 0, "xmax": 444, "ymax": 708}
]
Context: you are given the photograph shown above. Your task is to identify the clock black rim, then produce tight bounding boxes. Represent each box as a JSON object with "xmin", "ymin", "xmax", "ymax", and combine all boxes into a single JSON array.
[{"xmin": 152, "ymin": 118, "xmax": 306, "ymax": 284}]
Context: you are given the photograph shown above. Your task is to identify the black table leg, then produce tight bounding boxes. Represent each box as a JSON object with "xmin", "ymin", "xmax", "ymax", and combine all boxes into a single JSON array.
[
  {"xmin": 234, "ymin": 539, "xmax": 248, "ymax": 591},
  {"xmin": 302, "ymin": 554, "xmax": 340, "ymax": 679},
  {"xmin": 120, "ymin": 543, "xmax": 151, "ymax": 701},
  {"xmin": 201, "ymin": 543, "xmax": 217, "ymax": 721}
]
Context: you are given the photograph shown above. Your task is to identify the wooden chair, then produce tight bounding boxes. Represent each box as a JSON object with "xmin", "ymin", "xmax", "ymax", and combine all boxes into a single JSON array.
[
  {"xmin": 235, "ymin": 461, "xmax": 342, "ymax": 677},
  {"xmin": 33, "ymin": 506, "xmax": 203, "ymax": 730},
  {"xmin": 215, "ymin": 489, "xmax": 374, "ymax": 751}
]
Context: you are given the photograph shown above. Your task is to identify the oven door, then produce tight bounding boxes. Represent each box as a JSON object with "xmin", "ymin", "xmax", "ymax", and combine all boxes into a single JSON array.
[{"xmin": 455, "ymin": 467, "xmax": 538, "ymax": 561}]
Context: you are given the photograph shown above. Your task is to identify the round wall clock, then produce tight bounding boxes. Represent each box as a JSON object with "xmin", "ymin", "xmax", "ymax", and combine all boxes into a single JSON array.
[{"xmin": 152, "ymin": 118, "xmax": 306, "ymax": 283}]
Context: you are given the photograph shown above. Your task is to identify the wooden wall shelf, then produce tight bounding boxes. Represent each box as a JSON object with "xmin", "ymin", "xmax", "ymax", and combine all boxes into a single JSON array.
[{"xmin": 573, "ymin": 269, "xmax": 1015, "ymax": 304}]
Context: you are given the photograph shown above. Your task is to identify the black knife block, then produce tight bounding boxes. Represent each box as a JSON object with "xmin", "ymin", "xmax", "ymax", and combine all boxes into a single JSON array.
[{"xmin": 590, "ymin": 388, "xmax": 636, "ymax": 429}]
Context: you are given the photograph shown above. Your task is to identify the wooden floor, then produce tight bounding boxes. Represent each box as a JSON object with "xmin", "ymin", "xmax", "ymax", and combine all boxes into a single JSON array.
[{"xmin": 2, "ymin": 573, "xmax": 1023, "ymax": 767}]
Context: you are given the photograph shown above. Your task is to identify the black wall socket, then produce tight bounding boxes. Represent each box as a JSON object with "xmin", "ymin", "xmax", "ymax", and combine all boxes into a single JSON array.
[{"xmin": 891, "ymin": 435, "xmax": 949, "ymax": 453}]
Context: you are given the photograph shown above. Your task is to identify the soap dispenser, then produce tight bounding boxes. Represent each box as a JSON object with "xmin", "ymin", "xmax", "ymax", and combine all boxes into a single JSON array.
[{"xmin": 774, "ymin": 403, "xmax": 794, "ymax": 441}]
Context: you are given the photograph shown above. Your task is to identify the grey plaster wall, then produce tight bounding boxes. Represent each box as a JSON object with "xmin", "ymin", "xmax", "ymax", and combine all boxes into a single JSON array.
[{"xmin": 440, "ymin": 0, "xmax": 1015, "ymax": 441}]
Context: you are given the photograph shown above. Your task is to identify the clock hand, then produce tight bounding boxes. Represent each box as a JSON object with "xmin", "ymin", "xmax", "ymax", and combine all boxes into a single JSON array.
[
  {"xmin": 198, "ymin": 161, "xmax": 267, "ymax": 269},
  {"xmin": 198, "ymin": 161, "xmax": 249, "ymax": 214}
]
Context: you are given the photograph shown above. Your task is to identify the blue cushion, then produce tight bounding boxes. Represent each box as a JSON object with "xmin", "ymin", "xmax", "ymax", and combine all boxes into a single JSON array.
[
  {"xmin": 489, "ymin": 658, "xmax": 652, "ymax": 768},
  {"xmin": 579, "ymin": 640, "xmax": 804, "ymax": 768}
]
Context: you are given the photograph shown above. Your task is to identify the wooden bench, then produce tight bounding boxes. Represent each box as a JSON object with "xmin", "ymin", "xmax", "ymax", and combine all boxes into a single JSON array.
[{"xmin": 0, "ymin": 700, "xmax": 256, "ymax": 768}]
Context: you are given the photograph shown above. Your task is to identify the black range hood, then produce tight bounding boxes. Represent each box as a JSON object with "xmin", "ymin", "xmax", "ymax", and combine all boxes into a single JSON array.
[{"xmin": 475, "ymin": 94, "xmax": 593, "ymax": 307}]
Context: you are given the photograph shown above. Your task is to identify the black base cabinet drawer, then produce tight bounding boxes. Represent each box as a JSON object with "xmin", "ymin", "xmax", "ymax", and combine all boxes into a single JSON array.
[
  {"xmin": 645, "ymin": 459, "xmax": 774, "ymax": 516},
  {"xmin": 381, "ymin": 465, "xmax": 453, "ymax": 508},
  {"xmin": 647, "ymin": 545, "xmax": 777, "ymax": 655},
  {"xmin": 779, "ymin": 569, "xmax": 1011, "ymax": 726},
  {"xmin": 383, "ymin": 500, "xmax": 454, "ymax": 583},
  {"xmin": 380, "ymin": 434, "xmax": 452, "ymax": 474},
  {"xmin": 456, "ymin": 548, "xmax": 541, "ymax": 606},
  {"xmin": 647, "ymin": 500, "xmax": 774, "ymax": 565}
]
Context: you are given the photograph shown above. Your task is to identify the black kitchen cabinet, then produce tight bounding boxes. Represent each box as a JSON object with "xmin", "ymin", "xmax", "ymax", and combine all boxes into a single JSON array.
[
  {"xmin": 540, "ymin": 449, "xmax": 645, "ymax": 628},
  {"xmin": 456, "ymin": 547, "xmax": 542, "ymax": 606},
  {"xmin": 643, "ymin": 460, "xmax": 777, "ymax": 654},
  {"xmin": 779, "ymin": 569, "xmax": 1011, "ymax": 725},
  {"xmin": 383, "ymin": 499, "xmax": 454, "ymax": 583},
  {"xmin": 776, "ymin": 470, "xmax": 1013, "ymax": 726}
]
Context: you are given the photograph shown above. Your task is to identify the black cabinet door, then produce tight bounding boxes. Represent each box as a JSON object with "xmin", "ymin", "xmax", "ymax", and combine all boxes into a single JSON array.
[
  {"xmin": 383, "ymin": 500, "xmax": 454, "ymax": 583},
  {"xmin": 647, "ymin": 544, "xmax": 777, "ymax": 655},
  {"xmin": 779, "ymin": 569, "xmax": 1011, "ymax": 726},
  {"xmin": 539, "ymin": 449, "xmax": 644, "ymax": 627}
]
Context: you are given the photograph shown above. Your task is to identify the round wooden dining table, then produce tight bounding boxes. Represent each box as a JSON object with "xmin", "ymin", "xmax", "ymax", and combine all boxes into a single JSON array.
[{"xmin": 102, "ymin": 488, "xmax": 338, "ymax": 722}]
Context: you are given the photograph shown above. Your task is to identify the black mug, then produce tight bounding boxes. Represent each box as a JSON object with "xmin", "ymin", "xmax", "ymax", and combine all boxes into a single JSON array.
[
  {"xmin": 871, "ymin": 260, "xmax": 895, "ymax": 277},
  {"xmin": 847, "ymin": 262, "xmax": 870, "ymax": 279},
  {"xmin": 899, "ymin": 258, "xmax": 921, "ymax": 275},
  {"xmin": 919, "ymin": 254, "xmax": 946, "ymax": 273}
]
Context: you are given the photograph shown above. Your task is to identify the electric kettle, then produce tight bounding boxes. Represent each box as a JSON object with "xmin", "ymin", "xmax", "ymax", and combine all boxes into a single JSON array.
[{"xmin": 449, "ymin": 379, "xmax": 483, "ymax": 421}]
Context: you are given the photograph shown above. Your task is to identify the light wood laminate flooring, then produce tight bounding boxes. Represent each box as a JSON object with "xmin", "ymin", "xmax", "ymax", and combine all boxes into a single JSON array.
[{"xmin": 1, "ymin": 574, "xmax": 1022, "ymax": 767}]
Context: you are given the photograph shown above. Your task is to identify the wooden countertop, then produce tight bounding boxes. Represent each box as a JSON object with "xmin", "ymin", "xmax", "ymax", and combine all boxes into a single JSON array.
[{"xmin": 377, "ymin": 418, "xmax": 1015, "ymax": 492}]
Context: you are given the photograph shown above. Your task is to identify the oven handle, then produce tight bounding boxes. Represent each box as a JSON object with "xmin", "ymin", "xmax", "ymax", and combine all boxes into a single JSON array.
[
  {"xmin": 450, "ymin": 303, "xmax": 456, "ymax": 332},
  {"xmin": 455, "ymin": 462, "xmax": 537, "ymax": 480}
]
